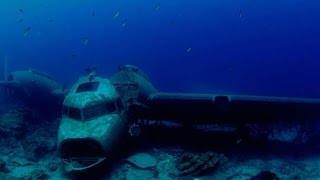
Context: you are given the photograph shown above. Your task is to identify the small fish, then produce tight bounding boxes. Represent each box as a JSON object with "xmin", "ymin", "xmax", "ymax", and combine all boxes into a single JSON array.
[
  {"xmin": 48, "ymin": 18, "xmax": 53, "ymax": 22},
  {"xmin": 121, "ymin": 19, "xmax": 127, "ymax": 27},
  {"xmin": 23, "ymin": 27, "xmax": 31, "ymax": 37},
  {"xmin": 18, "ymin": 9, "xmax": 23, "ymax": 12},
  {"xmin": 169, "ymin": 14, "xmax": 180, "ymax": 26},
  {"xmin": 236, "ymin": 139, "xmax": 243, "ymax": 143},
  {"xmin": 83, "ymin": 37, "xmax": 90, "ymax": 45},
  {"xmin": 169, "ymin": 20, "xmax": 174, "ymax": 25},
  {"xmin": 113, "ymin": 10, "xmax": 120, "ymax": 20},
  {"xmin": 239, "ymin": 9, "xmax": 244, "ymax": 20},
  {"xmin": 71, "ymin": 53, "xmax": 77, "ymax": 59},
  {"xmin": 92, "ymin": 9, "xmax": 95, "ymax": 16},
  {"xmin": 155, "ymin": 3, "xmax": 160, "ymax": 11},
  {"xmin": 186, "ymin": 47, "xmax": 192, "ymax": 53},
  {"xmin": 18, "ymin": 18, "xmax": 23, "ymax": 23}
]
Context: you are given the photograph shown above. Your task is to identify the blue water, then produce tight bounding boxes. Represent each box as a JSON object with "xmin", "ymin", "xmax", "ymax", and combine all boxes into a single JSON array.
[{"xmin": 1, "ymin": 0, "xmax": 320, "ymax": 97}]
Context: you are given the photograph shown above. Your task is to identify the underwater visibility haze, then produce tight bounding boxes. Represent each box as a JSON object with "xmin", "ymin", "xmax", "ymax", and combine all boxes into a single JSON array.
[
  {"xmin": 2, "ymin": 0, "xmax": 320, "ymax": 179},
  {"xmin": 1, "ymin": 0, "xmax": 320, "ymax": 97}
]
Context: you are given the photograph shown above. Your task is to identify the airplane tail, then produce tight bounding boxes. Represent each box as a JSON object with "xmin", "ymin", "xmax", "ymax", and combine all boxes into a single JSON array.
[{"xmin": 3, "ymin": 54, "xmax": 8, "ymax": 81}]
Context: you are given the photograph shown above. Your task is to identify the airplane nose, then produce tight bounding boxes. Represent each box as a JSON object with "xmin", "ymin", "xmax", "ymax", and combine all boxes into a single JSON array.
[
  {"xmin": 59, "ymin": 138, "xmax": 106, "ymax": 171},
  {"xmin": 60, "ymin": 138, "xmax": 104, "ymax": 159}
]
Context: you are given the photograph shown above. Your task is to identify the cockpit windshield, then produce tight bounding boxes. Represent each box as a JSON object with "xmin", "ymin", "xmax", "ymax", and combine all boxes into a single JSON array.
[
  {"xmin": 63, "ymin": 106, "xmax": 81, "ymax": 120},
  {"xmin": 63, "ymin": 101, "xmax": 117, "ymax": 121}
]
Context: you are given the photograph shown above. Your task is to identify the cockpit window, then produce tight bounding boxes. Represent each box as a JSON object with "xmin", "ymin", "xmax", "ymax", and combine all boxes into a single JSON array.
[
  {"xmin": 63, "ymin": 106, "xmax": 82, "ymax": 120},
  {"xmin": 63, "ymin": 101, "xmax": 117, "ymax": 121},
  {"xmin": 76, "ymin": 82, "xmax": 100, "ymax": 93}
]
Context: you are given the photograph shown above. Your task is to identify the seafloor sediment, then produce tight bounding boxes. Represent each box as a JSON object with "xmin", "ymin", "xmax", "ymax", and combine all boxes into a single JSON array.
[{"xmin": 0, "ymin": 103, "xmax": 320, "ymax": 179}]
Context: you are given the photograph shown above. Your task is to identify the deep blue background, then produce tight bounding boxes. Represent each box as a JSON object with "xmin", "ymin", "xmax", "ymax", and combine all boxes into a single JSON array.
[{"xmin": 1, "ymin": 0, "xmax": 320, "ymax": 97}]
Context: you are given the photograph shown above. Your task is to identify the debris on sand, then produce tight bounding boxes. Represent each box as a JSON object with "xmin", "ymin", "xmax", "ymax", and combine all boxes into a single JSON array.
[{"xmin": 125, "ymin": 153, "xmax": 157, "ymax": 169}]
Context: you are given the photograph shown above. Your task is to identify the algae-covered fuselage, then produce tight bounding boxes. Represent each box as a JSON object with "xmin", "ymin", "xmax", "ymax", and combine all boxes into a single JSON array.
[
  {"xmin": 58, "ymin": 65, "xmax": 157, "ymax": 171},
  {"xmin": 58, "ymin": 76, "xmax": 127, "ymax": 171}
]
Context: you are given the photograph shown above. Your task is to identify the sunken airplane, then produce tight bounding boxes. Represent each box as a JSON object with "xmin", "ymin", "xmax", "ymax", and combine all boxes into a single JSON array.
[
  {"xmin": 0, "ymin": 68, "xmax": 65, "ymax": 111},
  {"xmin": 58, "ymin": 65, "xmax": 320, "ymax": 172}
]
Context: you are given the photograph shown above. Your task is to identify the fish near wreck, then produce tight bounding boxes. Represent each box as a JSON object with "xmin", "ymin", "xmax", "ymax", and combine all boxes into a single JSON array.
[
  {"xmin": 83, "ymin": 37, "xmax": 90, "ymax": 45},
  {"xmin": 23, "ymin": 27, "xmax": 31, "ymax": 36},
  {"xmin": 18, "ymin": 18, "xmax": 23, "ymax": 24},
  {"xmin": 155, "ymin": 3, "xmax": 160, "ymax": 11},
  {"xmin": 113, "ymin": 10, "xmax": 120, "ymax": 20},
  {"xmin": 121, "ymin": 19, "xmax": 128, "ymax": 27}
]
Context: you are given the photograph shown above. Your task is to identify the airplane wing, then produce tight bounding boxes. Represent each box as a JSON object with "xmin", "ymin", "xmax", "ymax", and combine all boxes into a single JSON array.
[
  {"xmin": 0, "ymin": 81, "xmax": 10, "ymax": 86},
  {"xmin": 0, "ymin": 81, "xmax": 21, "ymax": 88},
  {"xmin": 131, "ymin": 93, "xmax": 320, "ymax": 124}
]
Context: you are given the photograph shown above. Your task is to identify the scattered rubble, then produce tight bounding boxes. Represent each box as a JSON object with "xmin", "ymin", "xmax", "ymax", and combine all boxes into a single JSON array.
[
  {"xmin": 0, "ymin": 108, "xmax": 29, "ymax": 139},
  {"xmin": 23, "ymin": 169, "xmax": 50, "ymax": 180},
  {"xmin": 46, "ymin": 161, "xmax": 59, "ymax": 172},
  {"xmin": 174, "ymin": 151, "xmax": 227, "ymax": 177},
  {"xmin": 125, "ymin": 153, "xmax": 157, "ymax": 169},
  {"xmin": 0, "ymin": 105, "xmax": 320, "ymax": 179},
  {"xmin": 0, "ymin": 172, "xmax": 15, "ymax": 180},
  {"xmin": 0, "ymin": 158, "xmax": 9, "ymax": 173},
  {"xmin": 20, "ymin": 128, "xmax": 56, "ymax": 161}
]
